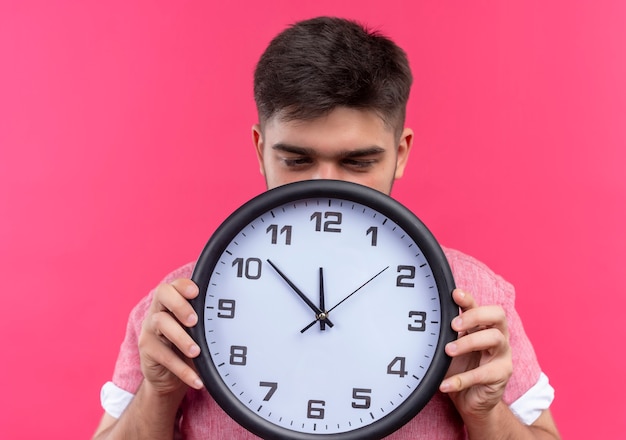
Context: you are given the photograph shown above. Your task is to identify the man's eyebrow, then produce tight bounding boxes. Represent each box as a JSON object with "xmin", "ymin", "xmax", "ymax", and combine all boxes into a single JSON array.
[
  {"xmin": 341, "ymin": 146, "xmax": 386, "ymax": 158},
  {"xmin": 271, "ymin": 143, "xmax": 386, "ymax": 157},
  {"xmin": 271, "ymin": 143, "xmax": 315, "ymax": 155}
]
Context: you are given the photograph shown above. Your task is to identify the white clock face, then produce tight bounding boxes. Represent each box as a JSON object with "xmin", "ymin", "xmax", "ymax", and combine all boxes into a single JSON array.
[{"xmin": 192, "ymin": 181, "xmax": 455, "ymax": 439}]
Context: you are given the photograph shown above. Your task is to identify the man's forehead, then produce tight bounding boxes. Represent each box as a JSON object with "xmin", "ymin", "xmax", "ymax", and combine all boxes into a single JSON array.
[{"xmin": 263, "ymin": 107, "xmax": 394, "ymax": 130}]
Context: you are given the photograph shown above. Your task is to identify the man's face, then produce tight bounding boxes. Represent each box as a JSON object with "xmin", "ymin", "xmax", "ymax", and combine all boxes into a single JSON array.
[{"xmin": 252, "ymin": 107, "xmax": 413, "ymax": 195}]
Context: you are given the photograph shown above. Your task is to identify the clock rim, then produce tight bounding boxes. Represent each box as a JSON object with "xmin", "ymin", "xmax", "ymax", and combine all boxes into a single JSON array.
[{"xmin": 189, "ymin": 179, "xmax": 457, "ymax": 440}]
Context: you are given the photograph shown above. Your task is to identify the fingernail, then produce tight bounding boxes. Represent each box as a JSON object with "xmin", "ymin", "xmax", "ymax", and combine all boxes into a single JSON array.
[
  {"xmin": 440, "ymin": 380, "xmax": 451, "ymax": 392},
  {"xmin": 189, "ymin": 344, "xmax": 200, "ymax": 356},
  {"xmin": 452, "ymin": 317, "xmax": 462, "ymax": 330},
  {"xmin": 446, "ymin": 342, "xmax": 458, "ymax": 354},
  {"xmin": 193, "ymin": 377, "xmax": 204, "ymax": 389},
  {"xmin": 187, "ymin": 313, "xmax": 198, "ymax": 326}
]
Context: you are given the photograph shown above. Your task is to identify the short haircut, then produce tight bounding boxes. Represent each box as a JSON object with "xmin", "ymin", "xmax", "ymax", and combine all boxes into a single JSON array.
[{"xmin": 253, "ymin": 16, "xmax": 413, "ymax": 137}]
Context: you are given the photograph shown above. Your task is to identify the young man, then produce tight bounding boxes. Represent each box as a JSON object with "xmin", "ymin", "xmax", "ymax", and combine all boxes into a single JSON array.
[{"xmin": 93, "ymin": 17, "xmax": 560, "ymax": 439}]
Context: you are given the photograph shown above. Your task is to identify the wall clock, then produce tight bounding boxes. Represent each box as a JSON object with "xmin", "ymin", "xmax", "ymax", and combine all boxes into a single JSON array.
[{"xmin": 189, "ymin": 179, "xmax": 457, "ymax": 439}]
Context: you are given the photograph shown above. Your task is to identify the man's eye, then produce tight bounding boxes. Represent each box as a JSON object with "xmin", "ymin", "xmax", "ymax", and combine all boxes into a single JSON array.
[
  {"xmin": 283, "ymin": 157, "xmax": 312, "ymax": 167},
  {"xmin": 343, "ymin": 159, "xmax": 376, "ymax": 169}
]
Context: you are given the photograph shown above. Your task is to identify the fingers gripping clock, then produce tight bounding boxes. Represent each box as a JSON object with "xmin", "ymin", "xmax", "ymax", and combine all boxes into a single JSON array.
[{"xmin": 189, "ymin": 180, "xmax": 457, "ymax": 440}]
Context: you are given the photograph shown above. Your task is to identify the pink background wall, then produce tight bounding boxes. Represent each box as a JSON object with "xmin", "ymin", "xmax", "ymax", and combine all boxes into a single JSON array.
[{"xmin": 1, "ymin": 1, "xmax": 624, "ymax": 438}]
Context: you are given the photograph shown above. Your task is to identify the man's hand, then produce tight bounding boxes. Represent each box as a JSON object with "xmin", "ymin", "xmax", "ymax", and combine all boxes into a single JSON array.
[
  {"xmin": 440, "ymin": 289, "xmax": 512, "ymax": 420},
  {"xmin": 93, "ymin": 278, "xmax": 205, "ymax": 440},
  {"xmin": 138, "ymin": 279, "xmax": 204, "ymax": 397}
]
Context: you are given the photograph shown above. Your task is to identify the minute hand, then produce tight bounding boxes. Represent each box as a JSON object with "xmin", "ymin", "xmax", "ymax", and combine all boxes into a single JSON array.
[
  {"xmin": 300, "ymin": 266, "xmax": 389, "ymax": 333},
  {"xmin": 266, "ymin": 259, "xmax": 334, "ymax": 328}
]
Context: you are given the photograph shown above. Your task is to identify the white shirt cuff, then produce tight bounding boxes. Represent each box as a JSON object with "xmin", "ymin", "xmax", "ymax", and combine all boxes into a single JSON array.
[
  {"xmin": 509, "ymin": 372, "xmax": 555, "ymax": 424},
  {"xmin": 100, "ymin": 373, "xmax": 555, "ymax": 425},
  {"xmin": 100, "ymin": 381, "xmax": 134, "ymax": 419}
]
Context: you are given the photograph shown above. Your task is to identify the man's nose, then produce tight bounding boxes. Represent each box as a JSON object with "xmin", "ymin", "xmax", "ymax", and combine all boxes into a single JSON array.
[{"xmin": 312, "ymin": 162, "xmax": 342, "ymax": 180}]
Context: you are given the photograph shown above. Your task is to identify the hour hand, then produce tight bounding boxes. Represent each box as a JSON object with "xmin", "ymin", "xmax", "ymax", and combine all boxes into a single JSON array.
[
  {"xmin": 301, "ymin": 266, "xmax": 389, "ymax": 332},
  {"xmin": 266, "ymin": 259, "xmax": 334, "ymax": 328},
  {"xmin": 318, "ymin": 267, "xmax": 326, "ymax": 331}
]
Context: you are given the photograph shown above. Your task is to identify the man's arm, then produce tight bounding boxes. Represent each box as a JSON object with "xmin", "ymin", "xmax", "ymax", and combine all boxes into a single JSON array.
[
  {"xmin": 92, "ymin": 279, "xmax": 203, "ymax": 440},
  {"xmin": 441, "ymin": 289, "xmax": 561, "ymax": 440},
  {"xmin": 93, "ymin": 380, "xmax": 186, "ymax": 440},
  {"xmin": 464, "ymin": 404, "xmax": 560, "ymax": 440}
]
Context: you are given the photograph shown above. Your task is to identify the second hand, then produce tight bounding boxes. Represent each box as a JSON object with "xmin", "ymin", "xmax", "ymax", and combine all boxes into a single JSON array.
[{"xmin": 300, "ymin": 266, "xmax": 390, "ymax": 333}]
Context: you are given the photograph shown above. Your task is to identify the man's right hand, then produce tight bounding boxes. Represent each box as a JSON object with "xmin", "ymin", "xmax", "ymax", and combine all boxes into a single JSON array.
[
  {"xmin": 92, "ymin": 279, "xmax": 204, "ymax": 439},
  {"xmin": 138, "ymin": 278, "xmax": 204, "ymax": 396}
]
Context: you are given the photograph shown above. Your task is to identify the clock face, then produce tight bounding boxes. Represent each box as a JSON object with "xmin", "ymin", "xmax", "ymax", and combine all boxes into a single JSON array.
[{"xmin": 190, "ymin": 180, "xmax": 456, "ymax": 440}]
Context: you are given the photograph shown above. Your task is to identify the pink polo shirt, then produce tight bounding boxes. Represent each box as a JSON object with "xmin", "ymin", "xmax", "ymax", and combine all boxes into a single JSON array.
[{"xmin": 102, "ymin": 247, "xmax": 553, "ymax": 439}]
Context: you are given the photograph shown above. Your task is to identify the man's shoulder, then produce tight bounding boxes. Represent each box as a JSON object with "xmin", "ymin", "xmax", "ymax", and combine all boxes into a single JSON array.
[
  {"xmin": 158, "ymin": 251, "xmax": 510, "ymax": 292},
  {"xmin": 127, "ymin": 262, "xmax": 197, "ymax": 322},
  {"xmin": 442, "ymin": 246, "xmax": 515, "ymax": 304},
  {"xmin": 443, "ymin": 246, "xmax": 495, "ymax": 274},
  {"xmin": 159, "ymin": 261, "xmax": 196, "ymax": 284},
  {"xmin": 150, "ymin": 249, "xmax": 514, "ymax": 307}
]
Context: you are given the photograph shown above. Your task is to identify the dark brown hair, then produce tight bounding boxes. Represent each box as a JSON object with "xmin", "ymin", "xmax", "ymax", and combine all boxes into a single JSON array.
[{"xmin": 254, "ymin": 16, "xmax": 413, "ymax": 136}]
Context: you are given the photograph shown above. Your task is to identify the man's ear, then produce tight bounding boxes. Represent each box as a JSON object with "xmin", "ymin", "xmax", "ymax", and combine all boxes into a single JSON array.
[
  {"xmin": 394, "ymin": 127, "xmax": 414, "ymax": 180},
  {"xmin": 251, "ymin": 124, "xmax": 266, "ymax": 177}
]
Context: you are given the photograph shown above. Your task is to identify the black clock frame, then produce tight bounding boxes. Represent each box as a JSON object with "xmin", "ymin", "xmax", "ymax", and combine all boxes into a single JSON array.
[{"xmin": 189, "ymin": 179, "xmax": 457, "ymax": 440}]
